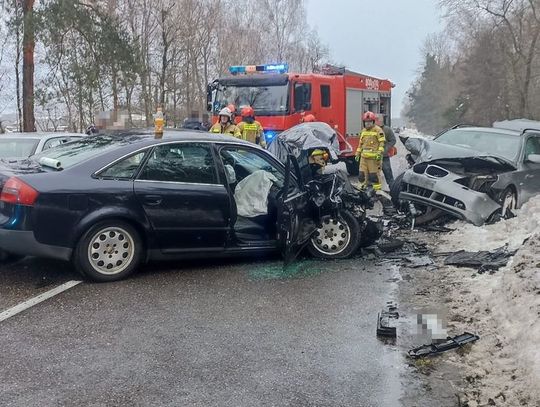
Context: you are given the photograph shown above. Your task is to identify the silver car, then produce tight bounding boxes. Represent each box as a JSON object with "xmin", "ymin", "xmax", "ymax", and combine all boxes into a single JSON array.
[
  {"xmin": 0, "ymin": 132, "xmax": 84, "ymax": 159},
  {"xmin": 394, "ymin": 120, "xmax": 540, "ymax": 226}
]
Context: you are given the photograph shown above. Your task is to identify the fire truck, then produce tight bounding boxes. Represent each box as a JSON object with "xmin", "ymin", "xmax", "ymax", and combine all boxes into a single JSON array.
[{"xmin": 207, "ymin": 63, "xmax": 394, "ymax": 174}]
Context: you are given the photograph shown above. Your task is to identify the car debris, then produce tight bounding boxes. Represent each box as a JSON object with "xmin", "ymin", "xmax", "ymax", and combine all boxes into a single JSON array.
[
  {"xmin": 443, "ymin": 246, "xmax": 517, "ymax": 274},
  {"xmin": 392, "ymin": 120, "xmax": 540, "ymax": 227},
  {"xmin": 408, "ymin": 332, "xmax": 480, "ymax": 358},
  {"xmin": 377, "ymin": 301, "xmax": 399, "ymax": 338}
]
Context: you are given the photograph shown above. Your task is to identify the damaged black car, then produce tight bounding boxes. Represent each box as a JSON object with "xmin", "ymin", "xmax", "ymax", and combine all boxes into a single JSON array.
[{"xmin": 392, "ymin": 120, "xmax": 540, "ymax": 226}]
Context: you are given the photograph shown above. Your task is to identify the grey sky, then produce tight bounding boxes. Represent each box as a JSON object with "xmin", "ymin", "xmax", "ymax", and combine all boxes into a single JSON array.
[{"xmin": 306, "ymin": 0, "xmax": 444, "ymax": 118}]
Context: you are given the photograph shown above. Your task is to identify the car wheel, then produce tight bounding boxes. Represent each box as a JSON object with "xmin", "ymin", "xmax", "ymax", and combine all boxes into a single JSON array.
[
  {"xmin": 73, "ymin": 221, "xmax": 142, "ymax": 282},
  {"xmin": 307, "ymin": 210, "xmax": 361, "ymax": 259},
  {"xmin": 488, "ymin": 187, "xmax": 518, "ymax": 223},
  {"xmin": 390, "ymin": 172, "xmax": 405, "ymax": 208},
  {"xmin": 345, "ymin": 158, "xmax": 359, "ymax": 176},
  {"xmin": 500, "ymin": 187, "xmax": 517, "ymax": 217}
]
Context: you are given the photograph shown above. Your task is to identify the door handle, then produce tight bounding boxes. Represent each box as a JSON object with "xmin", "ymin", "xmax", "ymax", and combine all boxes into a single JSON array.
[{"xmin": 143, "ymin": 195, "xmax": 163, "ymax": 205}]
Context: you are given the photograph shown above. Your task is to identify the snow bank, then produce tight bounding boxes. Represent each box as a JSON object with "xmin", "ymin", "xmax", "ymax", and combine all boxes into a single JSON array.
[
  {"xmin": 434, "ymin": 194, "xmax": 540, "ymax": 405},
  {"xmin": 439, "ymin": 195, "xmax": 540, "ymax": 252}
]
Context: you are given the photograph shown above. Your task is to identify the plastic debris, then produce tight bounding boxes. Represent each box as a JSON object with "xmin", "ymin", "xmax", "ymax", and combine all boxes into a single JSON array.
[
  {"xmin": 408, "ymin": 332, "xmax": 480, "ymax": 358},
  {"xmin": 377, "ymin": 301, "xmax": 399, "ymax": 338}
]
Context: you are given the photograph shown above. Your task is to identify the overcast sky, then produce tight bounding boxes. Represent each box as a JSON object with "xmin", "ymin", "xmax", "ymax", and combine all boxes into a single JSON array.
[{"xmin": 306, "ymin": 0, "xmax": 444, "ymax": 118}]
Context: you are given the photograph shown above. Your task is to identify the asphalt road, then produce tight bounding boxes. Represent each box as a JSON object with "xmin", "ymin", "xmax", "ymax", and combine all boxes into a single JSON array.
[{"xmin": 0, "ymin": 255, "xmax": 405, "ymax": 407}]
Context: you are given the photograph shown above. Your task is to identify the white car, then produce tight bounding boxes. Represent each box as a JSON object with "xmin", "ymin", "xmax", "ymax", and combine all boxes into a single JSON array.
[{"xmin": 0, "ymin": 132, "xmax": 84, "ymax": 159}]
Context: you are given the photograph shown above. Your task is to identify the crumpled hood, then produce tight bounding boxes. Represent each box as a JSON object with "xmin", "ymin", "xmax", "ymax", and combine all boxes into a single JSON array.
[{"xmin": 401, "ymin": 136, "xmax": 517, "ymax": 171}]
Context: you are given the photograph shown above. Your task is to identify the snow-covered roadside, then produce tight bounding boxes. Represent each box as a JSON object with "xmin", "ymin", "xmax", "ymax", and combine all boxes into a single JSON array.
[{"xmin": 424, "ymin": 196, "xmax": 540, "ymax": 406}]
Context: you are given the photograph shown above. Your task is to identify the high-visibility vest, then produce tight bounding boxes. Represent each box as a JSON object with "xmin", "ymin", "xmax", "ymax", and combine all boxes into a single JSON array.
[
  {"xmin": 356, "ymin": 125, "xmax": 385, "ymax": 159},
  {"xmin": 238, "ymin": 120, "xmax": 265, "ymax": 146}
]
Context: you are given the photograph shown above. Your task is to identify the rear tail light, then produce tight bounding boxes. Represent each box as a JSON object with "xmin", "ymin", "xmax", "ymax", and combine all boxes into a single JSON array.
[{"xmin": 0, "ymin": 177, "xmax": 39, "ymax": 206}]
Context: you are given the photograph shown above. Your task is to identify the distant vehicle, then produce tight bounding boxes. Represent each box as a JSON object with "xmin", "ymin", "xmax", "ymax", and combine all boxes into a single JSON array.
[
  {"xmin": 0, "ymin": 129, "xmax": 377, "ymax": 282},
  {"xmin": 0, "ymin": 132, "xmax": 84, "ymax": 159},
  {"xmin": 182, "ymin": 118, "xmax": 209, "ymax": 131},
  {"xmin": 392, "ymin": 120, "xmax": 540, "ymax": 226}
]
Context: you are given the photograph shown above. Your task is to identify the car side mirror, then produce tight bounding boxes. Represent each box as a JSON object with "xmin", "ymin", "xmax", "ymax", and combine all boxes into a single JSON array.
[{"xmin": 527, "ymin": 153, "xmax": 540, "ymax": 164}]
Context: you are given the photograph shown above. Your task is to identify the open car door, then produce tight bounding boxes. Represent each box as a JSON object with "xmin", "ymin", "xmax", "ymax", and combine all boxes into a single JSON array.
[{"xmin": 277, "ymin": 154, "xmax": 317, "ymax": 265}]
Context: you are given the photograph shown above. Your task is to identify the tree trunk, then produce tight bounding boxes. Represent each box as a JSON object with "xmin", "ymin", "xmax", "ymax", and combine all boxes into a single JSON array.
[
  {"xmin": 22, "ymin": 0, "xmax": 35, "ymax": 132},
  {"xmin": 15, "ymin": 2, "xmax": 23, "ymax": 132}
]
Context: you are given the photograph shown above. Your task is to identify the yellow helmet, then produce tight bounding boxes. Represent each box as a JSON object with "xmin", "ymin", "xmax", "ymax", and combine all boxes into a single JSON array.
[{"xmin": 310, "ymin": 149, "xmax": 329, "ymax": 160}]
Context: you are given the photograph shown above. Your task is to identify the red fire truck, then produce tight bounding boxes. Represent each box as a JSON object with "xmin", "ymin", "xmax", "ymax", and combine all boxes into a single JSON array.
[{"xmin": 207, "ymin": 63, "xmax": 393, "ymax": 174}]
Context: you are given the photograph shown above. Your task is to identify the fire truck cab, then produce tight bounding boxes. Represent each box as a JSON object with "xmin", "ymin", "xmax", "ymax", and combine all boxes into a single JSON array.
[{"xmin": 207, "ymin": 64, "xmax": 393, "ymax": 174}]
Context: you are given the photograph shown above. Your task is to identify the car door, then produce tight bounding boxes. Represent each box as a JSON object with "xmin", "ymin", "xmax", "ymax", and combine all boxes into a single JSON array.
[
  {"xmin": 134, "ymin": 142, "xmax": 231, "ymax": 253},
  {"xmin": 519, "ymin": 134, "xmax": 540, "ymax": 204},
  {"xmin": 277, "ymin": 154, "xmax": 317, "ymax": 265}
]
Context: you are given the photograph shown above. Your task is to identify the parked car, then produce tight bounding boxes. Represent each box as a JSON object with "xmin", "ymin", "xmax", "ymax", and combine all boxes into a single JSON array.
[
  {"xmin": 0, "ymin": 129, "xmax": 376, "ymax": 282},
  {"xmin": 392, "ymin": 120, "xmax": 540, "ymax": 225},
  {"xmin": 0, "ymin": 132, "xmax": 84, "ymax": 159}
]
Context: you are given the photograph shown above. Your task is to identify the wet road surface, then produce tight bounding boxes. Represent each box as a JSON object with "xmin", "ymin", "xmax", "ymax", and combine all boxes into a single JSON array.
[{"xmin": 1, "ymin": 255, "xmax": 404, "ymax": 407}]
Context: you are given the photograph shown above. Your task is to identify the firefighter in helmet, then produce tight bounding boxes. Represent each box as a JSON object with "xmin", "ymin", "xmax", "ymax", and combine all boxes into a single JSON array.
[
  {"xmin": 209, "ymin": 107, "xmax": 241, "ymax": 136},
  {"xmin": 237, "ymin": 106, "xmax": 266, "ymax": 147},
  {"xmin": 355, "ymin": 111, "xmax": 385, "ymax": 190},
  {"xmin": 308, "ymin": 148, "xmax": 329, "ymax": 176}
]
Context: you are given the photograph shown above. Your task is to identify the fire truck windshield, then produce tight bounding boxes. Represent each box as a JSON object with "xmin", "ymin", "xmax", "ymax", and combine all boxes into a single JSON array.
[{"xmin": 213, "ymin": 84, "xmax": 289, "ymax": 116}]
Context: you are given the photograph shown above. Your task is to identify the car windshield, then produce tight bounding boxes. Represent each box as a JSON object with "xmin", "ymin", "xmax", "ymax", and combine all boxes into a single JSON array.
[
  {"xmin": 0, "ymin": 138, "xmax": 39, "ymax": 158},
  {"xmin": 32, "ymin": 135, "xmax": 138, "ymax": 169},
  {"xmin": 214, "ymin": 84, "xmax": 288, "ymax": 115},
  {"xmin": 436, "ymin": 129, "xmax": 521, "ymax": 162}
]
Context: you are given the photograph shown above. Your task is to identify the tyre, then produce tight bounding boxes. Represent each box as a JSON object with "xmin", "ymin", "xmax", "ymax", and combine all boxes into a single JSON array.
[
  {"xmin": 307, "ymin": 210, "xmax": 361, "ymax": 259},
  {"xmin": 73, "ymin": 220, "xmax": 143, "ymax": 282},
  {"xmin": 487, "ymin": 187, "xmax": 517, "ymax": 223},
  {"xmin": 345, "ymin": 158, "xmax": 359, "ymax": 176},
  {"xmin": 390, "ymin": 172, "xmax": 405, "ymax": 208}
]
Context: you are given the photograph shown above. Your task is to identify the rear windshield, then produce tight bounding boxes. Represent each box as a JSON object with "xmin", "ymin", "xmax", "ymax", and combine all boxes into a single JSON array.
[
  {"xmin": 436, "ymin": 129, "xmax": 521, "ymax": 162},
  {"xmin": 0, "ymin": 138, "xmax": 39, "ymax": 158},
  {"xmin": 32, "ymin": 135, "xmax": 138, "ymax": 169}
]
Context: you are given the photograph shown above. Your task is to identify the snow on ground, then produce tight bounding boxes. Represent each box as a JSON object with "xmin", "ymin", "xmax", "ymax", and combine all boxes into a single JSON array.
[{"xmin": 428, "ymin": 195, "xmax": 540, "ymax": 406}]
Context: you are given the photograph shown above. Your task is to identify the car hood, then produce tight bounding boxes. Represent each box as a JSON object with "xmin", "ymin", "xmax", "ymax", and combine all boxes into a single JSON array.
[{"xmin": 401, "ymin": 136, "xmax": 517, "ymax": 171}]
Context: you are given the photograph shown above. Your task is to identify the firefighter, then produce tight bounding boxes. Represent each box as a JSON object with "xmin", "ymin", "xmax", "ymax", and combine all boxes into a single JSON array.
[
  {"xmin": 355, "ymin": 111, "xmax": 385, "ymax": 190},
  {"xmin": 238, "ymin": 106, "xmax": 266, "ymax": 147},
  {"xmin": 300, "ymin": 113, "xmax": 317, "ymax": 123},
  {"xmin": 209, "ymin": 107, "xmax": 241, "ymax": 136},
  {"xmin": 377, "ymin": 117, "xmax": 397, "ymax": 188},
  {"xmin": 308, "ymin": 148, "xmax": 329, "ymax": 176}
]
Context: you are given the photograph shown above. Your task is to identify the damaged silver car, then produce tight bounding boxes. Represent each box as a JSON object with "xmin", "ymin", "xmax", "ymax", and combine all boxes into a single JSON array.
[{"xmin": 392, "ymin": 120, "xmax": 540, "ymax": 226}]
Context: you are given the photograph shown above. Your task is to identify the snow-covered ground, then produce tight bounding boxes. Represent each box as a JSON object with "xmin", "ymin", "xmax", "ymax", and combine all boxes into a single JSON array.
[{"xmin": 436, "ymin": 196, "xmax": 540, "ymax": 406}]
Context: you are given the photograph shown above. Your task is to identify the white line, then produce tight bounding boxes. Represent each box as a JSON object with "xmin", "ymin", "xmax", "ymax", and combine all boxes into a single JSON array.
[{"xmin": 0, "ymin": 280, "xmax": 82, "ymax": 322}]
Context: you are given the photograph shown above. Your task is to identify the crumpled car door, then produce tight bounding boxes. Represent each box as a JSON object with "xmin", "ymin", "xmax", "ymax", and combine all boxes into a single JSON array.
[{"xmin": 277, "ymin": 154, "xmax": 316, "ymax": 265}]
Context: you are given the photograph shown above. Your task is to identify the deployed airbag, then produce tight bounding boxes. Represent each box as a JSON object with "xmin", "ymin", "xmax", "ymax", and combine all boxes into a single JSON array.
[{"xmin": 234, "ymin": 170, "xmax": 278, "ymax": 217}]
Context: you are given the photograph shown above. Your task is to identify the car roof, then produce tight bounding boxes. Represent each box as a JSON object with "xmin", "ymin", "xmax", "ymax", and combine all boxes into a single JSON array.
[
  {"xmin": 447, "ymin": 126, "xmax": 523, "ymax": 137},
  {"xmin": 103, "ymin": 128, "xmax": 253, "ymax": 145},
  {"xmin": 0, "ymin": 132, "xmax": 84, "ymax": 139}
]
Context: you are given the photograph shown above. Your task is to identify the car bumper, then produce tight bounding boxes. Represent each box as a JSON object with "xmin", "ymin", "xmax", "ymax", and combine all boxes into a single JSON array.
[
  {"xmin": 399, "ymin": 170, "xmax": 501, "ymax": 226},
  {"xmin": 0, "ymin": 229, "xmax": 72, "ymax": 261}
]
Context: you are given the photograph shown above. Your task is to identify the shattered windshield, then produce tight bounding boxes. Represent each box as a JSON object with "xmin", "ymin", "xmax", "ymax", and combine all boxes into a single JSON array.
[
  {"xmin": 435, "ymin": 129, "xmax": 521, "ymax": 162},
  {"xmin": 214, "ymin": 84, "xmax": 289, "ymax": 115}
]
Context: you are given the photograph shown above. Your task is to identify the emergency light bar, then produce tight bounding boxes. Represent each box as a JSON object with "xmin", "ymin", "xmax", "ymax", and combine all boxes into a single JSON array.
[{"xmin": 229, "ymin": 63, "xmax": 288, "ymax": 75}]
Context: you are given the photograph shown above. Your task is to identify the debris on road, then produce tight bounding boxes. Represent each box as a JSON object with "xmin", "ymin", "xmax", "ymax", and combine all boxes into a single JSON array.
[
  {"xmin": 408, "ymin": 332, "xmax": 480, "ymax": 358},
  {"xmin": 376, "ymin": 301, "xmax": 399, "ymax": 338},
  {"xmin": 443, "ymin": 246, "xmax": 517, "ymax": 274}
]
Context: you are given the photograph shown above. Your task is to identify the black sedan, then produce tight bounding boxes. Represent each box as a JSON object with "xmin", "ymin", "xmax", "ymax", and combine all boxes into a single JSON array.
[{"xmin": 0, "ymin": 130, "xmax": 369, "ymax": 281}]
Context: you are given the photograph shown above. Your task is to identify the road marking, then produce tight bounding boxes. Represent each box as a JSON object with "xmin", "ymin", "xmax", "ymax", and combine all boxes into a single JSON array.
[{"xmin": 0, "ymin": 280, "xmax": 82, "ymax": 322}]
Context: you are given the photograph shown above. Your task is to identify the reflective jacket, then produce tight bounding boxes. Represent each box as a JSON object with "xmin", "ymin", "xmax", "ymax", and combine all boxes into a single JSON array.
[
  {"xmin": 209, "ymin": 122, "xmax": 241, "ymax": 137},
  {"xmin": 356, "ymin": 125, "xmax": 385, "ymax": 159},
  {"xmin": 237, "ymin": 120, "xmax": 265, "ymax": 147}
]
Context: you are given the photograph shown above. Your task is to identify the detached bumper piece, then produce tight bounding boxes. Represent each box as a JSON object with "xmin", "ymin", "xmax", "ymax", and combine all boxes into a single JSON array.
[
  {"xmin": 408, "ymin": 332, "xmax": 480, "ymax": 358},
  {"xmin": 376, "ymin": 302, "xmax": 399, "ymax": 338}
]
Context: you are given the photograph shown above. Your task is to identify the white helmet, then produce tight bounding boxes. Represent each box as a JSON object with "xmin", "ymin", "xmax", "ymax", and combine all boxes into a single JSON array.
[{"xmin": 218, "ymin": 107, "xmax": 232, "ymax": 119}]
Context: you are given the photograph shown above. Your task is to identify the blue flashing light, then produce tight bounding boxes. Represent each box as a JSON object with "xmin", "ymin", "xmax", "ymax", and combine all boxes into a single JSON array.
[
  {"xmin": 264, "ymin": 130, "xmax": 278, "ymax": 144},
  {"xmin": 229, "ymin": 63, "xmax": 288, "ymax": 75}
]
